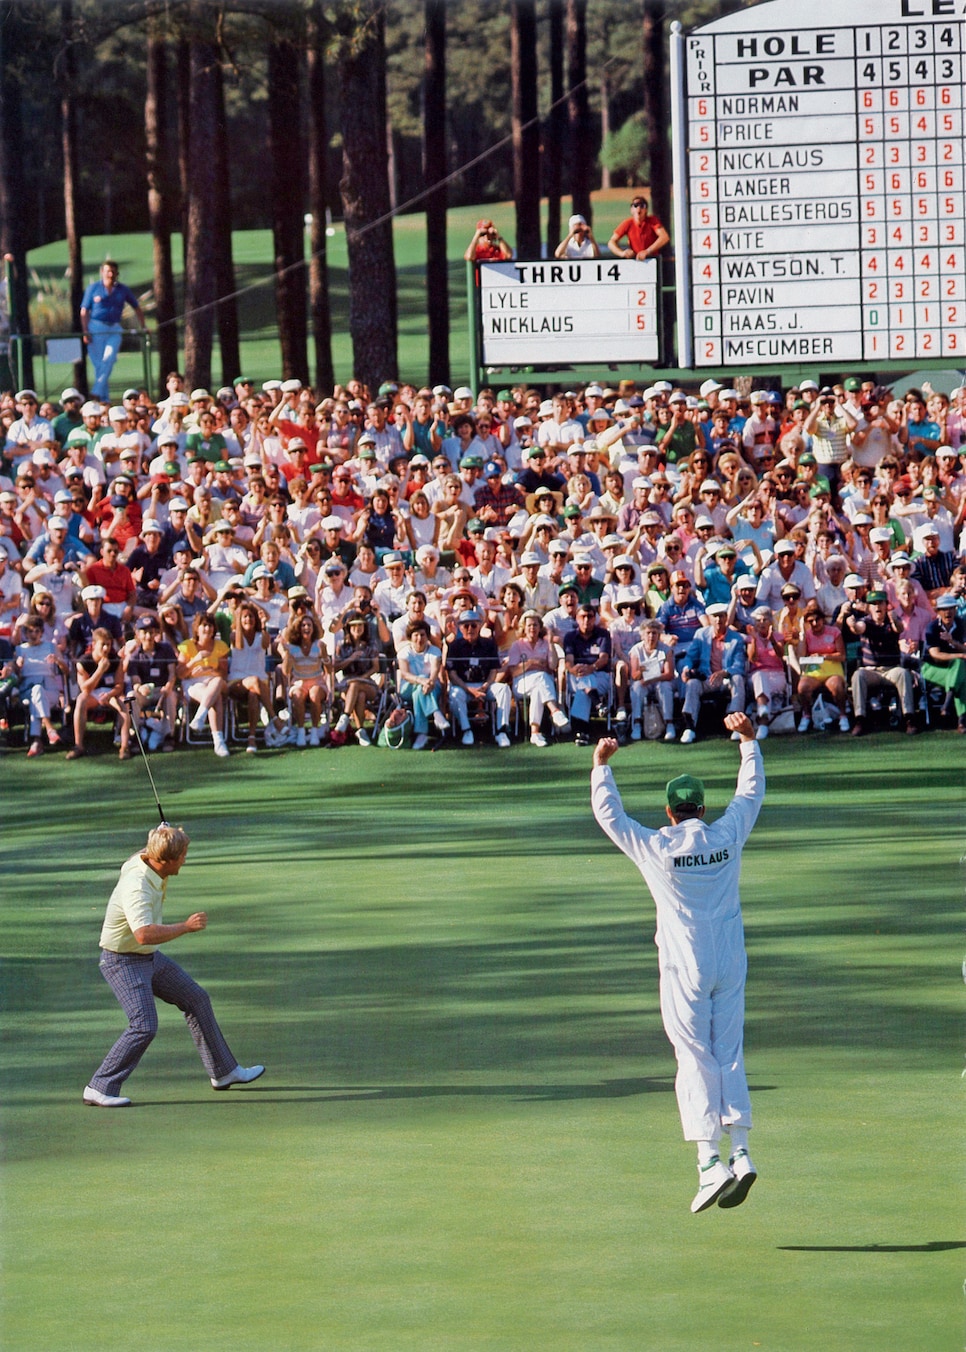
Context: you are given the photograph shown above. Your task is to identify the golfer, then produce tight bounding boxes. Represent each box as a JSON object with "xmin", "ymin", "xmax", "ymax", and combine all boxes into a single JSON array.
[
  {"xmin": 591, "ymin": 712, "xmax": 764, "ymax": 1213},
  {"xmin": 83, "ymin": 824, "xmax": 264, "ymax": 1107}
]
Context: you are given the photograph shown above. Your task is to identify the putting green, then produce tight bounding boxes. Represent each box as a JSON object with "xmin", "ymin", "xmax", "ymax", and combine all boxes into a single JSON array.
[{"xmin": 1, "ymin": 733, "xmax": 961, "ymax": 1349}]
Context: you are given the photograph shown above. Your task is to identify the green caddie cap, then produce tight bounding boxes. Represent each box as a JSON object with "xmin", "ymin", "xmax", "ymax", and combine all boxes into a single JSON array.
[{"xmin": 666, "ymin": 773, "xmax": 705, "ymax": 814}]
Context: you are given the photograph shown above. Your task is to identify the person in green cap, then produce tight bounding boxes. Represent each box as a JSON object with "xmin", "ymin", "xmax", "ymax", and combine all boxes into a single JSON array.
[{"xmin": 591, "ymin": 711, "xmax": 765, "ymax": 1214}]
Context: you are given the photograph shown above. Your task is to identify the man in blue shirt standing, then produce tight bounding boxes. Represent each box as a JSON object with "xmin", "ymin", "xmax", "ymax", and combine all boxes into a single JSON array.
[{"xmin": 80, "ymin": 260, "xmax": 146, "ymax": 401}]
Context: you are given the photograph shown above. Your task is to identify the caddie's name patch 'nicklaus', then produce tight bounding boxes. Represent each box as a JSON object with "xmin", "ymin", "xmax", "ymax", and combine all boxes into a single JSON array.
[{"xmin": 673, "ymin": 848, "xmax": 731, "ymax": 868}]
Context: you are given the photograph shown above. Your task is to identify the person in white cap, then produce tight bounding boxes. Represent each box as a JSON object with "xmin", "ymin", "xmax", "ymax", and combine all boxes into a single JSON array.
[
  {"xmin": 504, "ymin": 609, "xmax": 570, "ymax": 746},
  {"xmin": 537, "ymin": 392, "xmax": 585, "ymax": 457},
  {"xmin": 5, "ymin": 390, "xmax": 55, "ymax": 467},
  {"xmin": 591, "ymin": 712, "xmax": 764, "ymax": 1212},
  {"xmin": 554, "ymin": 214, "xmax": 600, "ymax": 259},
  {"xmin": 52, "ymin": 388, "xmax": 85, "ymax": 445}
]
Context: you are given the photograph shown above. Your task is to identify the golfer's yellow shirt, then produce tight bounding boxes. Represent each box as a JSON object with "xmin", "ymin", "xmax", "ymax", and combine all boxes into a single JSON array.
[{"xmin": 99, "ymin": 854, "xmax": 166, "ymax": 954}]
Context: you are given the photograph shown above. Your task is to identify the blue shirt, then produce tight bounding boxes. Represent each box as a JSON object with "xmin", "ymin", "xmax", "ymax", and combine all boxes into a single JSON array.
[
  {"xmin": 905, "ymin": 419, "xmax": 941, "ymax": 457},
  {"xmin": 563, "ymin": 625, "xmax": 611, "ymax": 668},
  {"xmin": 656, "ymin": 596, "xmax": 707, "ymax": 647},
  {"xmin": 700, "ymin": 561, "xmax": 736, "ymax": 607},
  {"xmin": 81, "ymin": 280, "xmax": 140, "ymax": 326}
]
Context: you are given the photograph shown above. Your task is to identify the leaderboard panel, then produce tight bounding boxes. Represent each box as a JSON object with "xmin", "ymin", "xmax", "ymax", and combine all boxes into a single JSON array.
[
  {"xmin": 677, "ymin": 0, "xmax": 965, "ymax": 369},
  {"xmin": 478, "ymin": 260, "xmax": 660, "ymax": 366}
]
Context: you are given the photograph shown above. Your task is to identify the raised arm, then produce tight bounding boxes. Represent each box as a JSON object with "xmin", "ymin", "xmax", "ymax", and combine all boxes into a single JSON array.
[{"xmin": 590, "ymin": 738, "xmax": 655, "ymax": 867}]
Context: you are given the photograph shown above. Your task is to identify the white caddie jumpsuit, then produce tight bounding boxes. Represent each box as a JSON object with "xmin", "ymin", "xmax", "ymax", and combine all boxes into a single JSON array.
[{"xmin": 591, "ymin": 742, "xmax": 764, "ymax": 1141}]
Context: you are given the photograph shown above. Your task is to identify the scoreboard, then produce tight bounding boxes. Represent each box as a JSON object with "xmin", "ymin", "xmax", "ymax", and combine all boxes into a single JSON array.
[
  {"xmin": 477, "ymin": 259, "xmax": 660, "ymax": 366},
  {"xmin": 671, "ymin": 0, "xmax": 966, "ymax": 369}
]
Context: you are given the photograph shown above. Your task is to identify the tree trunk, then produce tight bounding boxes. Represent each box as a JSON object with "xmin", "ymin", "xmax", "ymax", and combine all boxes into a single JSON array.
[
  {"xmin": 600, "ymin": 68, "xmax": 611, "ymax": 191},
  {"xmin": 545, "ymin": 0, "xmax": 563, "ymax": 256},
  {"xmin": 145, "ymin": 9, "xmax": 179, "ymax": 388},
  {"xmin": 60, "ymin": 0, "xmax": 85, "ymax": 393},
  {"xmin": 642, "ymin": 1, "xmax": 670, "ymax": 235},
  {"xmin": 212, "ymin": 57, "xmax": 240, "ymax": 384},
  {"xmin": 183, "ymin": 6, "xmax": 219, "ymax": 390},
  {"xmin": 386, "ymin": 113, "xmax": 398, "ymax": 214},
  {"xmin": 306, "ymin": 1, "xmax": 334, "ymax": 393},
  {"xmin": 566, "ymin": 0, "xmax": 592, "ymax": 223},
  {"xmin": 0, "ymin": 4, "xmax": 33, "ymax": 388},
  {"xmin": 268, "ymin": 32, "xmax": 309, "ymax": 384},
  {"xmin": 176, "ymin": 38, "xmax": 191, "ymax": 247},
  {"xmin": 423, "ymin": 0, "xmax": 448, "ymax": 385},
  {"xmin": 511, "ymin": 0, "xmax": 540, "ymax": 260},
  {"xmin": 339, "ymin": 3, "xmax": 397, "ymax": 393}
]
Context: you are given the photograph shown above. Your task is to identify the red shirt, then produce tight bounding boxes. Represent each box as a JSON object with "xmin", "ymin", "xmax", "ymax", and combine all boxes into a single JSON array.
[
  {"xmin": 93, "ymin": 497, "xmax": 142, "ymax": 550},
  {"xmin": 276, "ymin": 418, "xmax": 323, "ymax": 458},
  {"xmin": 85, "ymin": 560, "xmax": 135, "ymax": 606},
  {"xmin": 614, "ymin": 214, "xmax": 665, "ymax": 255}
]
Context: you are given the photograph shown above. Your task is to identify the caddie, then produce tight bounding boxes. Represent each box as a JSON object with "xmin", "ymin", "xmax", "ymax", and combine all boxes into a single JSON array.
[{"xmin": 590, "ymin": 712, "xmax": 765, "ymax": 1213}]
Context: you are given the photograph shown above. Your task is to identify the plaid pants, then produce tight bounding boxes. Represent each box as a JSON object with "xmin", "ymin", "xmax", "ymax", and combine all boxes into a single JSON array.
[{"xmin": 90, "ymin": 949, "xmax": 237, "ymax": 1095}]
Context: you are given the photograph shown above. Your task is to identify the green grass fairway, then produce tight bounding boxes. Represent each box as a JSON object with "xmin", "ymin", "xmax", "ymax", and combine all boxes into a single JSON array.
[{"xmin": 1, "ymin": 733, "xmax": 961, "ymax": 1351}]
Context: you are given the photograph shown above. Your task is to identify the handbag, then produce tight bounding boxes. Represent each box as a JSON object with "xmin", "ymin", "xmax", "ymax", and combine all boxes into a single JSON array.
[
  {"xmin": 643, "ymin": 702, "xmax": 666, "ymax": 740},
  {"xmin": 377, "ymin": 705, "xmax": 413, "ymax": 749}
]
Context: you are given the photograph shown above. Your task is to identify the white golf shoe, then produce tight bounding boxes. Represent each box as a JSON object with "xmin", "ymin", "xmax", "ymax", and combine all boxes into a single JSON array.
[
  {"xmin": 211, "ymin": 1064, "xmax": 265, "ymax": 1090},
  {"xmin": 718, "ymin": 1149, "xmax": 757, "ymax": 1209},
  {"xmin": 663, "ymin": 723, "xmax": 676, "ymax": 742},
  {"xmin": 83, "ymin": 1085, "xmax": 131, "ymax": 1108},
  {"xmin": 690, "ymin": 1155, "xmax": 735, "ymax": 1213},
  {"xmin": 551, "ymin": 708, "xmax": 570, "ymax": 731},
  {"xmin": 680, "ymin": 727, "xmax": 696, "ymax": 745}
]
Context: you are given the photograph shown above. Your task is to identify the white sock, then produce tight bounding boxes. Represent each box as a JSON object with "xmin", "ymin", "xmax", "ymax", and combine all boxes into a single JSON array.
[
  {"xmin": 696, "ymin": 1139, "xmax": 720, "ymax": 1167},
  {"xmin": 729, "ymin": 1126, "xmax": 749, "ymax": 1154}
]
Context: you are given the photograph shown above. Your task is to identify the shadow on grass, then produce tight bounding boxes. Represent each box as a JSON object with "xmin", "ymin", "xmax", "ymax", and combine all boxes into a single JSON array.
[
  {"xmin": 778, "ymin": 1241, "xmax": 966, "ymax": 1253},
  {"xmin": 128, "ymin": 1075, "xmax": 679, "ymax": 1108}
]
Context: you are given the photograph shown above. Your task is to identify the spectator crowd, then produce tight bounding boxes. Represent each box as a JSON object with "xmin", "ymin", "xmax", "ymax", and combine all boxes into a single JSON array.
[{"xmin": 2, "ymin": 366, "xmax": 965, "ymax": 761}]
